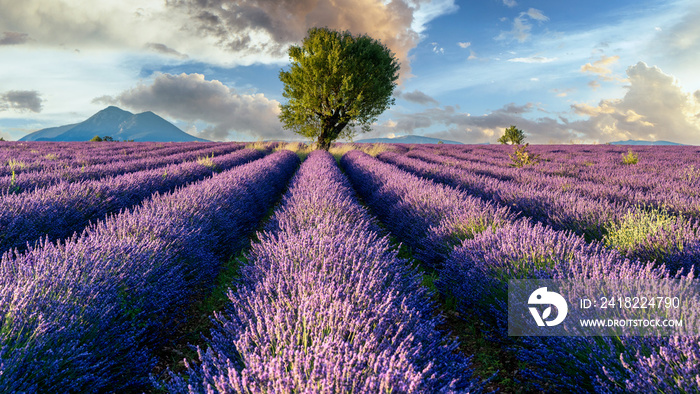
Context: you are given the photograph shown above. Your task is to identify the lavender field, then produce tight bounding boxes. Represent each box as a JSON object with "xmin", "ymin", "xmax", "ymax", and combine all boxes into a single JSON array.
[{"xmin": 1, "ymin": 141, "xmax": 699, "ymax": 393}]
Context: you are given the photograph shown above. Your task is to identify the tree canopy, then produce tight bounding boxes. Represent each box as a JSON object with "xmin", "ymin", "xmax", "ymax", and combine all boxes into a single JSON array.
[
  {"xmin": 498, "ymin": 125, "xmax": 526, "ymax": 145},
  {"xmin": 278, "ymin": 27, "xmax": 399, "ymax": 150}
]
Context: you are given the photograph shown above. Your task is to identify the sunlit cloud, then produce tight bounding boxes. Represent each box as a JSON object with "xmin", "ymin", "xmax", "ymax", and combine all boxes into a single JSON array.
[{"xmin": 96, "ymin": 73, "xmax": 284, "ymax": 141}]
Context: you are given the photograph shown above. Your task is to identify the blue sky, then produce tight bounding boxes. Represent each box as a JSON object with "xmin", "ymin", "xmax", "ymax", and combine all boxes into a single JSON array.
[{"xmin": 1, "ymin": 0, "xmax": 699, "ymax": 144}]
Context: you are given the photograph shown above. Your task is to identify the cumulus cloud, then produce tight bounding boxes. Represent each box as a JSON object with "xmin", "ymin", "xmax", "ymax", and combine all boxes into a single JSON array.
[
  {"xmin": 503, "ymin": 0, "xmax": 517, "ymax": 7},
  {"xmin": 497, "ymin": 8, "xmax": 549, "ymax": 42},
  {"xmin": 98, "ymin": 73, "xmax": 284, "ymax": 141},
  {"xmin": 0, "ymin": 31, "xmax": 29, "ymax": 45},
  {"xmin": 0, "ymin": 90, "xmax": 43, "ymax": 112},
  {"xmin": 365, "ymin": 102, "xmax": 579, "ymax": 144},
  {"xmin": 0, "ymin": 0, "xmax": 454, "ymax": 70},
  {"xmin": 366, "ymin": 63, "xmax": 700, "ymax": 145},
  {"xmin": 571, "ymin": 62, "xmax": 700, "ymax": 144},
  {"xmin": 395, "ymin": 90, "xmax": 439, "ymax": 106},
  {"xmin": 457, "ymin": 41, "xmax": 471, "ymax": 48},
  {"xmin": 166, "ymin": 0, "xmax": 456, "ymax": 75}
]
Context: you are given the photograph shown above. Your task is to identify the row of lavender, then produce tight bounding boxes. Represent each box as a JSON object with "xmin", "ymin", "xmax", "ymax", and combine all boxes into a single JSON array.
[
  {"xmin": 377, "ymin": 148, "xmax": 700, "ymax": 273},
  {"xmin": 1, "ymin": 142, "xmax": 243, "ymax": 194},
  {"xmin": 0, "ymin": 150, "xmax": 300, "ymax": 392},
  {"xmin": 420, "ymin": 144, "xmax": 700, "ymax": 214},
  {"xmin": 0, "ymin": 147, "xmax": 265, "ymax": 256},
  {"xmin": 0, "ymin": 141, "xmax": 222, "ymax": 176},
  {"xmin": 163, "ymin": 150, "xmax": 487, "ymax": 392},
  {"xmin": 340, "ymin": 150, "xmax": 699, "ymax": 392}
]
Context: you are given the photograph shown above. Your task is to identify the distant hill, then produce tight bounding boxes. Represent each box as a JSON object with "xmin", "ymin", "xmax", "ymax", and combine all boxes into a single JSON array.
[
  {"xmin": 609, "ymin": 139, "xmax": 684, "ymax": 146},
  {"xmin": 355, "ymin": 135, "xmax": 463, "ymax": 144},
  {"xmin": 20, "ymin": 106, "xmax": 209, "ymax": 142}
]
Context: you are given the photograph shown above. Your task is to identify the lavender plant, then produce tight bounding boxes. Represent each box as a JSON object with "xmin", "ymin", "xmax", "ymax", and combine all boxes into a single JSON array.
[
  {"xmin": 0, "ymin": 148, "xmax": 265, "ymax": 255},
  {"xmin": 0, "ymin": 150, "xmax": 300, "ymax": 392},
  {"xmin": 163, "ymin": 150, "xmax": 488, "ymax": 393}
]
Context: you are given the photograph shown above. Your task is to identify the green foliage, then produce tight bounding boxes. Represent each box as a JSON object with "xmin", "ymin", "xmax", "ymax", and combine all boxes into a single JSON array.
[
  {"xmin": 604, "ymin": 209, "xmax": 679, "ymax": 254},
  {"xmin": 0, "ymin": 137, "xmax": 5, "ymax": 141},
  {"xmin": 89, "ymin": 135, "xmax": 117, "ymax": 142},
  {"xmin": 621, "ymin": 148, "xmax": 638, "ymax": 165},
  {"xmin": 196, "ymin": 153, "xmax": 216, "ymax": 169},
  {"xmin": 278, "ymin": 27, "xmax": 400, "ymax": 150},
  {"xmin": 7, "ymin": 159, "xmax": 25, "ymax": 171},
  {"xmin": 508, "ymin": 143, "xmax": 541, "ymax": 168},
  {"xmin": 497, "ymin": 125, "xmax": 526, "ymax": 145}
]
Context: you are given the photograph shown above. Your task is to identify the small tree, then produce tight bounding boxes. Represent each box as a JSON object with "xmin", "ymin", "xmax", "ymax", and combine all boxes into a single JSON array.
[
  {"xmin": 279, "ymin": 27, "xmax": 400, "ymax": 150},
  {"xmin": 89, "ymin": 135, "xmax": 103, "ymax": 142},
  {"xmin": 498, "ymin": 125, "xmax": 526, "ymax": 145}
]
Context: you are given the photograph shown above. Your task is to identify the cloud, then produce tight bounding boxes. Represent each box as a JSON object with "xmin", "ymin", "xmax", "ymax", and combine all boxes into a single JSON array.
[
  {"xmin": 571, "ymin": 61, "xmax": 700, "ymax": 144},
  {"xmin": 457, "ymin": 41, "xmax": 471, "ymax": 48},
  {"xmin": 144, "ymin": 43, "xmax": 189, "ymax": 59},
  {"xmin": 651, "ymin": 2, "xmax": 700, "ymax": 70},
  {"xmin": 552, "ymin": 88, "xmax": 575, "ymax": 97},
  {"xmin": 580, "ymin": 55, "xmax": 620, "ymax": 78},
  {"xmin": 167, "ymin": 0, "xmax": 457, "ymax": 75},
  {"xmin": 525, "ymin": 8, "xmax": 549, "ymax": 22},
  {"xmin": 367, "ymin": 63, "xmax": 700, "ymax": 145},
  {"xmin": 508, "ymin": 56, "xmax": 556, "ymax": 63},
  {"xmin": 99, "ymin": 73, "xmax": 284, "ymax": 141},
  {"xmin": 0, "ymin": 31, "xmax": 29, "ymax": 45},
  {"xmin": 497, "ymin": 8, "xmax": 549, "ymax": 42},
  {"xmin": 431, "ymin": 42, "xmax": 444, "ymax": 54},
  {"xmin": 395, "ymin": 90, "xmax": 439, "ymax": 106},
  {"xmin": 0, "ymin": 90, "xmax": 43, "ymax": 112},
  {"xmin": 365, "ymin": 102, "xmax": 578, "ymax": 144},
  {"xmin": 0, "ymin": 0, "xmax": 455, "ymax": 70},
  {"xmin": 503, "ymin": 0, "xmax": 517, "ymax": 7}
]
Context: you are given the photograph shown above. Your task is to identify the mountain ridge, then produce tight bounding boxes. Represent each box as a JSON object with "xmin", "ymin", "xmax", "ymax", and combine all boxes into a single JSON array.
[
  {"xmin": 20, "ymin": 106, "xmax": 209, "ymax": 142},
  {"xmin": 608, "ymin": 139, "xmax": 684, "ymax": 146}
]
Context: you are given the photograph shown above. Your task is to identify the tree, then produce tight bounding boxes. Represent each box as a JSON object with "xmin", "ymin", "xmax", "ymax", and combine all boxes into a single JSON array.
[
  {"xmin": 89, "ymin": 135, "xmax": 103, "ymax": 142},
  {"xmin": 279, "ymin": 27, "xmax": 400, "ymax": 150},
  {"xmin": 498, "ymin": 125, "xmax": 526, "ymax": 145}
]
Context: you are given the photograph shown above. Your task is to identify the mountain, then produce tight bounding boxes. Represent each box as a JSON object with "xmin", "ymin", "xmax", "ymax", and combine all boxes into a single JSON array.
[
  {"xmin": 609, "ymin": 139, "xmax": 684, "ymax": 146},
  {"xmin": 355, "ymin": 135, "xmax": 463, "ymax": 144},
  {"xmin": 20, "ymin": 106, "xmax": 209, "ymax": 142}
]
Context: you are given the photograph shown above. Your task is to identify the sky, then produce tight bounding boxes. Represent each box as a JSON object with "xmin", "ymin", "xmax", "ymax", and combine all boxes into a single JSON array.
[{"xmin": 0, "ymin": 0, "xmax": 699, "ymax": 144}]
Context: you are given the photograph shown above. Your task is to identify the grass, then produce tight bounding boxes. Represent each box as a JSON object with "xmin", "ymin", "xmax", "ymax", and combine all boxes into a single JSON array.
[
  {"xmin": 196, "ymin": 153, "xmax": 216, "ymax": 169},
  {"xmin": 244, "ymin": 140, "xmax": 272, "ymax": 151},
  {"xmin": 7, "ymin": 159, "xmax": 25, "ymax": 171},
  {"xmin": 274, "ymin": 141, "xmax": 313, "ymax": 161},
  {"xmin": 328, "ymin": 142, "xmax": 390, "ymax": 162}
]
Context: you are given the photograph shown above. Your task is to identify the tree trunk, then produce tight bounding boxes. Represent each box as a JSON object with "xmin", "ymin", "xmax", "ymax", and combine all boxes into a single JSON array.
[
  {"xmin": 317, "ymin": 130, "xmax": 331, "ymax": 150},
  {"xmin": 317, "ymin": 116, "xmax": 348, "ymax": 151}
]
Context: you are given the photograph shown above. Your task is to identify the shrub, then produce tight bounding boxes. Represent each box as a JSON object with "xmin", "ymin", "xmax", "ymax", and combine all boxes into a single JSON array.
[
  {"xmin": 621, "ymin": 148, "xmax": 638, "ymax": 164},
  {"xmin": 509, "ymin": 143, "xmax": 541, "ymax": 167}
]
